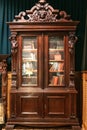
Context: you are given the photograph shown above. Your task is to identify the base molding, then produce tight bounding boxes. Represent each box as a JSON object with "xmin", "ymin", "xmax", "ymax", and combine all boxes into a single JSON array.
[{"xmin": 5, "ymin": 120, "xmax": 80, "ymax": 129}]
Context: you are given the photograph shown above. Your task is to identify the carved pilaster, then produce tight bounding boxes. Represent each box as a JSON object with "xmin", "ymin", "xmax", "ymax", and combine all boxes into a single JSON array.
[
  {"xmin": 68, "ymin": 32, "xmax": 78, "ymax": 88},
  {"xmin": 9, "ymin": 32, "xmax": 18, "ymax": 89},
  {"xmin": 9, "ymin": 32, "xmax": 18, "ymax": 56},
  {"xmin": 11, "ymin": 70, "xmax": 17, "ymax": 89}
]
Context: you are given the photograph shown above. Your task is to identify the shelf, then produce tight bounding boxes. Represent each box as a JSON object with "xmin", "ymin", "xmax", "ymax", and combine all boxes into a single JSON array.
[
  {"xmin": 49, "ymin": 70, "xmax": 64, "ymax": 72},
  {"xmin": 22, "ymin": 59, "xmax": 37, "ymax": 62},
  {"xmin": 49, "ymin": 48, "xmax": 64, "ymax": 51},
  {"xmin": 49, "ymin": 84, "xmax": 65, "ymax": 87},
  {"xmin": 22, "ymin": 49, "xmax": 37, "ymax": 52},
  {"xmin": 49, "ymin": 60, "xmax": 64, "ymax": 62},
  {"xmin": 22, "ymin": 76, "xmax": 37, "ymax": 78},
  {"xmin": 22, "ymin": 84, "xmax": 37, "ymax": 86}
]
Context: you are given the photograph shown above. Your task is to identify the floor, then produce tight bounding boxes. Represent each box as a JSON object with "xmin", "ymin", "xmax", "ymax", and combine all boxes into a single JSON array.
[
  {"xmin": 1, "ymin": 127, "xmax": 73, "ymax": 130},
  {"xmin": 1, "ymin": 125, "xmax": 81, "ymax": 130},
  {"xmin": 2, "ymin": 126, "xmax": 72, "ymax": 130},
  {"xmin": 16, "ymin": 128, "xmax": 71, "ymax": 130}
]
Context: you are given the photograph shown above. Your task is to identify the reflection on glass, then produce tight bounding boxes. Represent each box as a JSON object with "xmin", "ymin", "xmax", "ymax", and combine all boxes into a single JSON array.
[
  {"xmin": 22, "ymin": 37, "xmax": 37, "ymax": 86},
  {"xmin": 49, "ymin": 36, "xmax": 65, "ymax": 86}
]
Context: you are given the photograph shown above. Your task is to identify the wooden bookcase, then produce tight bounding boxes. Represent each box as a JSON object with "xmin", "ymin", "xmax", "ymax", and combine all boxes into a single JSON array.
[{"xmin": 6, "ymin": 0, "xmax": 80, "ymax": 129}]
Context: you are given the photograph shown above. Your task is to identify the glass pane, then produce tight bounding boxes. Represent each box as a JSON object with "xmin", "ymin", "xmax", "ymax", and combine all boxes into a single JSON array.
[
  {"xmin": 22, "ymin": 37, "xmax": 37, "ymax": 86},
  {"xmin": 49, "ymin": 36, "xmax": 65, "ymax": 86}
]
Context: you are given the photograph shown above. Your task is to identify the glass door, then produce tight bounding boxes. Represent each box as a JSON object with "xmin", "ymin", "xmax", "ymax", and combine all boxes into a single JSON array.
[
  {"xmin": 48, "ymin": 36, "xmax": 65, "ymax": 86},
  {"xmin": 22, "ymin": 36, "xmax": 37, "ymax": 86}
]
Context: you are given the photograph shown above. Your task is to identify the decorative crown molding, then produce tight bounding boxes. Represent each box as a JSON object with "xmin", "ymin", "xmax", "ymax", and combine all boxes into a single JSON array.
[{"xmin": 13, "ymin": 1, "xmax": 71, "ymax": 22}]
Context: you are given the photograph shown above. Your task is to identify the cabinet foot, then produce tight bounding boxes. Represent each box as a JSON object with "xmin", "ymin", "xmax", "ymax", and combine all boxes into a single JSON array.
[{"xmin": 72, "ymin": 125, "xmax": 81, "ymax": 130}]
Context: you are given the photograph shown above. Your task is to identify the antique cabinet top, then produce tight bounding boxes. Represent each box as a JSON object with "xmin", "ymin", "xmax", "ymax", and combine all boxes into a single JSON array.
[
  {"xmin": 7, "ymin": 0, "xmax": 79, "ymax": 31},
  {"xmin": 7, "ymin": 0, "xmax": 79, "ymax": 23}
]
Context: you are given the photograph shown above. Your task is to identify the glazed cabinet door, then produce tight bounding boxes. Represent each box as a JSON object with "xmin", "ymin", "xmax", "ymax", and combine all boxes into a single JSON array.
[
  {"xmin": 18, "ymin": 34, "xmax": 43, "ymax": 88},
  {"xmin": 44, "ymin": 33, "xmax": 69, "ymax": 88},
  {"xmin": 18, "ymin": 33, "xmax": 68, "ymax": 89}
]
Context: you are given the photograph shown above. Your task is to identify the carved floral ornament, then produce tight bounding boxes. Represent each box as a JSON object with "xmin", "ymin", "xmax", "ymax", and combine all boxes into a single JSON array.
[
  {"xmin": 68, "ymin": 32, "xmax": 78, "ymax": 54},
  {"xmin": 13, "ymin": 0, "xmax": 71, "ymax": 22},
  {"xmin": 9, "ymin": 32, "xmax": 18, "ymax": 55}
]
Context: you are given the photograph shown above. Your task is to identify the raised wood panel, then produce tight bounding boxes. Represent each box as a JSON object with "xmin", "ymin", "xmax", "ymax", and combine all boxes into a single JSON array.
[
  {"xmin": 44, "ymin": 94, "xmax": 70, "ymax": 118},
  {"xmin": 16, "ymin": 93, "xmax": 43, "ymax": 118}
]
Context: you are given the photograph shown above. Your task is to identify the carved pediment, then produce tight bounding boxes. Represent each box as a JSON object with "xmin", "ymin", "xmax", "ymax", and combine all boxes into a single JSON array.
[{"xmin": 13, "ymin": 0, "xmax": 71, "ymax": 22}]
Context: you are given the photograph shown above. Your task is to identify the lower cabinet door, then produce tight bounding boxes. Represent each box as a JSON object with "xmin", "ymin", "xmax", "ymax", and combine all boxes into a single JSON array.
[
  {"xmin": 16, "ymin": 93, "xmax": 43, "ymax": 118},
  {"xmin": 44, "ymin": 93, "xmax": 70, "ymax": 118},
  {"xmin": 11, "ymin": 93, "xmax": 76, "ymax": 121}
]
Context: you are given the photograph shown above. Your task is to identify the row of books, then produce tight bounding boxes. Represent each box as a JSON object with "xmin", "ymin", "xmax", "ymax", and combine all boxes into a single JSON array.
[
  {"xmin": 23, "ymin": 38, "xmax": 37, "ymax": 49},
  {"xmin": 22, "ymin": 51, "xmax": 37, "ymax": 60},
  {"xmin": 22, "ymin": 75, "xmax": 64, "ymax": 86},
  {"xmin": 49, "ymin": 51, "xmax": 64, "ymax": 61},
  {"xmin": 49, "ymin": 37, "xmax": 64, "ymax": 49},
  {"xmin": 49, "ymin": 62, "xmax": 64, "ymax": 71},
  {"xmin": 50, "ymin": 75, "xmax": 64, "ymax": 86}
]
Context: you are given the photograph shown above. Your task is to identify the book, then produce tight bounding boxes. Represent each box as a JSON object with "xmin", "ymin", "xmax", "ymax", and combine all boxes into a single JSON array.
[
  {"xmin": 51, "ymin": 76, "xmax": 59, "ymax": 85},
  {"xmin": 49, "ymin": 62, "xmax": 58, "ymax": 71},
  {"xmin": 58, "ymin": 63, "xmax": 64, "ymax": 71},
  {"xmin": 54, "ymin": 54, "xmax": 61, "ymax": 60},
  {"xmin": 59, "ymin": 75, "xmax": 64, "ymax": 85}
]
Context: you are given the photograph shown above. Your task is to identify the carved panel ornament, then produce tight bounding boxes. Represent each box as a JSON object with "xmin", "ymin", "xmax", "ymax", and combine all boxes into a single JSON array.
[
  {"xmin": 9, "ymin": 32, "xmax": 18, "ymax": 55},
  {"xmin": 13, "ymin": 0, "xmax": 71, "ymax": 22},
  {"xmin": 68, "ymin": 32, "xmax": 78, "ymax": 54}
]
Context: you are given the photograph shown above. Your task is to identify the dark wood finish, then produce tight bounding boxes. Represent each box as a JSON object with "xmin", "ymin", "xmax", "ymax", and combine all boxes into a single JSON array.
[
  {"xmin": 6, "ymin": 0, "xmax": 80, "ymax": 129},
  {"xmin": 0, "ymin": 54, "xmax": 10, "ymax": 124},
  {"xmin": 0, "ymin": 55, "xmax": 8, "ymax": 97}
]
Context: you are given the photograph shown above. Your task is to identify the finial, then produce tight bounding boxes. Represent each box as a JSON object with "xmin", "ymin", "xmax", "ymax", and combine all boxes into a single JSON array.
[{"xmin": 39, "ymin": 0, "xmax": 46, "ymax": 3}]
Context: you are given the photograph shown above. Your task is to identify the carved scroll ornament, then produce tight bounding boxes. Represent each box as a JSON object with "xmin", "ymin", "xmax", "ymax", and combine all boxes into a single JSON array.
[
  {"xmin": 9, "ymin": 32, "xmax": 18, "ymax": 55},
  {"xmin": 68, "ymin": 32, "xmax": 78, "ymax": 54},
  {"xmin": 13, "ymin": 0, "xmax": 71, "ymax": 22},
  {"xmin": 9, "ymin": 32, "xmax": 18, "ymax": 88}
]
